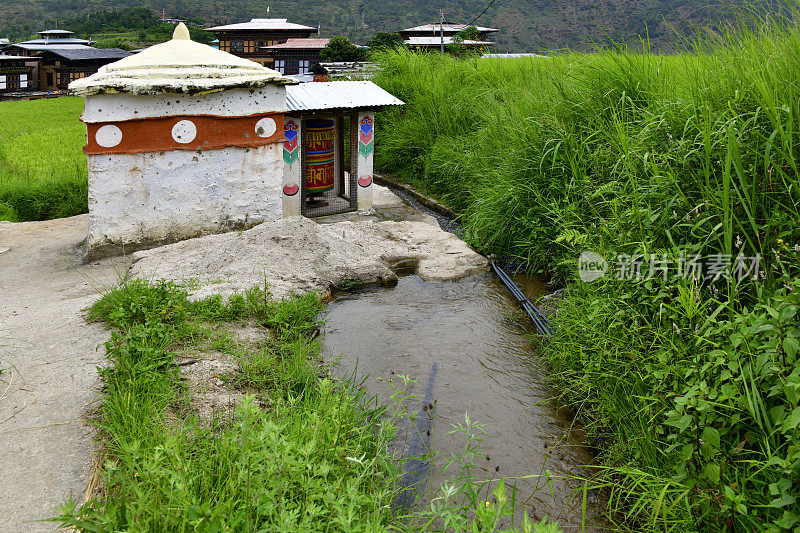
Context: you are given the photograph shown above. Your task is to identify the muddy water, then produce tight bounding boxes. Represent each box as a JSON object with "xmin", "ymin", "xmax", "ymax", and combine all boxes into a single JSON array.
[{"xmin": 322, "ymin": 273, "xmax": 606, "ymax": 530}]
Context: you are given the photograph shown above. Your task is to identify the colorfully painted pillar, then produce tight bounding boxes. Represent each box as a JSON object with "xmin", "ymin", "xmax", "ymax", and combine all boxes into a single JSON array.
[
  {"xmin": 281, "ymin": 117, "xmax": 302, "ymax": 216},
  {"xmin": 355, "ymin": 111, "xmax": 374, "ymax": 210}
]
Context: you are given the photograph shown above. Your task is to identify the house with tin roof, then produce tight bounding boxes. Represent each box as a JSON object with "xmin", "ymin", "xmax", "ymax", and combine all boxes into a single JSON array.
[
  {"xmin": 0, "ymin": 54, "xmax": 35, "ymax": 93},
  {"xmin": 3, "ymin": 29, "xmax": 94, "ymax": 56},
  {"xmin": 205, "ymin": 18, "xmax": 317, "ymax": 68},
  {"xmin": 1, "ymin": 29, "xmax": 130, "ymax": 91},
  {"xmin": 36, "ymin": 48, "xmax": 131, "ymax": 90},
  {"xmin": 262, "ymin": 38, "xmax": 330, "ymax": 75},
  {"xmin": 397, "ymin": 22, "xmax": 498, "ymax": 53}
]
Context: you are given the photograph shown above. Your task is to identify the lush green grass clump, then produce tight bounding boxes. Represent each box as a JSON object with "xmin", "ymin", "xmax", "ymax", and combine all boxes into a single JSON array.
[
  {"xmin": 0, "ymin": 97, "xmax": 87, "ymax": 221},
  {"xmin": 372, "ymin": 12, "xmax": 800, "ymax": 532},
  {"xmin": 57, "ymin": 280, "xmax": 401, "ymax": 530}
]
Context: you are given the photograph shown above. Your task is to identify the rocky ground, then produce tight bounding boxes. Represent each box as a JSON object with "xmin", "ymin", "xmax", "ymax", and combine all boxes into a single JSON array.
[{"xmin": 0, "ymin": 185, "xmax": 486, "ymax": 531}]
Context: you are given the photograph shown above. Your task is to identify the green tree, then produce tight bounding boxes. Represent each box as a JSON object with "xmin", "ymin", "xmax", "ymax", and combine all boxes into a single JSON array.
[
  {"xmin": 452, "ymin": 25, "xmax": 480, "ymax": 43},
  {"xmin": 447, "ymin": 25, "xmax": 484, "ymax": 57},
  {"xmin": 366, "ymin": 32, "xmax": 402, "ymax": 51},
  {"xmin": 320, "ymin": 36, "xmax": 367, "ymax": 62}
]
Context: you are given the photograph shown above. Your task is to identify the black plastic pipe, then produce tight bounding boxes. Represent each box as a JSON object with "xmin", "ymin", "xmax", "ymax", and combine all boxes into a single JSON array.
[{"xmin": 490, "ymin": 261, "xmax": 554, "ymax": 336}]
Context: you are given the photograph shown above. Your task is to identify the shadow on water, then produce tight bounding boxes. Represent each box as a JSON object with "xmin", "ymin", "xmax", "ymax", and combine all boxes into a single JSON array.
[{"xmin": 322, "ymin": 274, "xmax": 608, "ymax": 531}]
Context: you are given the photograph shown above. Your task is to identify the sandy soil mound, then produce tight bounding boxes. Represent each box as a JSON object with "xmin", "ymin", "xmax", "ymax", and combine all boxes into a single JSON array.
[{"xmin": 131, "ymin": 216, "xmax": 488, "ymax": 299}]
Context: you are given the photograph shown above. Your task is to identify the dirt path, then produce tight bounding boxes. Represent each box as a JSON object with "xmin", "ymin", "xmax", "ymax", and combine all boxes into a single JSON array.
[{"xmin": 0, "ymin": 215, "xmax": 128, "ymax": 532}]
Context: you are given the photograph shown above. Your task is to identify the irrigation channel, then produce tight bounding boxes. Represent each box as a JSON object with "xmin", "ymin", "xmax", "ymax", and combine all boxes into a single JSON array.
[{"xmin": 320, "ymin": 187, "xmax": 608, "ymax": 530}]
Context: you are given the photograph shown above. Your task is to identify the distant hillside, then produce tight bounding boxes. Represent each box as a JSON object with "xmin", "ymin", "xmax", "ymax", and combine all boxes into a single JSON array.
[{"xmin": 0, "ymin": 0, "xmax": 771, "ymax": 52}]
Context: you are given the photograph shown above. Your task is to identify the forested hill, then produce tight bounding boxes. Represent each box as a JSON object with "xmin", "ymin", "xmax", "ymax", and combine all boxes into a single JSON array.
[{"xmin": 0, "ymin": 0, "xmax": 765, "ymax": 52}]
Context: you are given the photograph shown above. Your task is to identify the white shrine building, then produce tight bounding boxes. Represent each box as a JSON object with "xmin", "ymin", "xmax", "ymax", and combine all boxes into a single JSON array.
[{"xmin": 70, "ymin": 24, "xmax": 402, "ymax": 260}]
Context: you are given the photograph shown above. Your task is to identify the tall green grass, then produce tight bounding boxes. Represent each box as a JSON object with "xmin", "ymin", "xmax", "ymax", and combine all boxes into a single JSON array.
[
  {"xmin": 372, "ymin": 9, "xmax": 800, "ymax": 531},
  {"xmin": 0, "ymin": 97, "xmax": 87, "ymax": 221}
]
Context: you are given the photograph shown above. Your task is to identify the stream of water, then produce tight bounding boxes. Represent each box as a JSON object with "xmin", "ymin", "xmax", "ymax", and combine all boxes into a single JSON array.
[{"xmin": 322, "ymin": 273, "xmax": 607, "ymax": 530}]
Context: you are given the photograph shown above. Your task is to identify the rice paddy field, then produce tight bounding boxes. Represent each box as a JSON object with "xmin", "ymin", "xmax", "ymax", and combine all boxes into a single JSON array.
[{"xmin": 0, "ymin": 96, "xmax": 87, "ymax": 221}]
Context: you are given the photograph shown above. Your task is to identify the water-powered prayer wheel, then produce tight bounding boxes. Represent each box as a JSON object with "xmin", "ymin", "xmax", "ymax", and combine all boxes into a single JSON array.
[{"xmin": 304, "ymin": 118, "xmax": 335, "ymax": 203}]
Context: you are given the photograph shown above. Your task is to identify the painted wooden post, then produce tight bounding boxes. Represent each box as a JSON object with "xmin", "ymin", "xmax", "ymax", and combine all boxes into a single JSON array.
[
  {"xmin": 281, "ymin": 117, "xmax": 302, "ymax": 216},
  {"xmin": 356, "ymin": 111, "xmax": 374, "ymax": 210}
]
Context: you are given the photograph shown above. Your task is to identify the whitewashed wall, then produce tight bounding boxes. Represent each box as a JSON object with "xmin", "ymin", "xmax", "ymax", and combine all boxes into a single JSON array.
[
  {"xmin": 86, "ymin": 145, "xmax": 283, "ymax": 259},
  {"xmin": 83, "ymin": 87, "xmax": 287, "ymax": 260}
]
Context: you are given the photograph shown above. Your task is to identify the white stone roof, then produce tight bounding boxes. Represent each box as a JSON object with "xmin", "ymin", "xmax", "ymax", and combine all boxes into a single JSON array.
[
  {"xmin": 206, "ymin": 18, "xmax": 317, "ymax": 32},
  {"xmin": 69, "ymin": 24, "xmax": 297, "ymax": 96}
]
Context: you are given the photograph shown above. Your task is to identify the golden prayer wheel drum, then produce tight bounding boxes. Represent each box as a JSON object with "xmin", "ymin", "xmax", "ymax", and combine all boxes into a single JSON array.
[{"xmin": 304, "ymin": 119, "xmax": 335, "ymax": 193}]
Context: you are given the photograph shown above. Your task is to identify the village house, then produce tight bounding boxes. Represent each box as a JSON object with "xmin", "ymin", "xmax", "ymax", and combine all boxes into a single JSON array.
[
  {"xmin": 69, "ymin": 24, "xmax": 402, "ymax": 260},
  {"xmin": 262, "ymin": 38, "xmax": 330, "ymax": 75},
  {"xmin": 2, "ymin": 29, "xmax": 130, "ymax": 91},
  {"xmin": 35, "ymin": 48, "xmax": 131, "ymax": 91},
  {"xmin": 397, "ymin": 22, "xmax": 498, "ymax": 52},
  {"xmin": 3, "ymin": 29, "xmax": 94, "ymax": 56},
  {"xmin": 205, "ymin": 18, "xmax": 318, "ymax": 68},
  {"xmin": 0, "ymin": 54, "xmax": 35, "ymax": 93}
]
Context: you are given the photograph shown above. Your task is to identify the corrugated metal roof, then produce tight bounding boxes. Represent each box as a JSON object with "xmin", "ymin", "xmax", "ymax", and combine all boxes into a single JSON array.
[
  {"xmin": 483, "ymin": 53, "xmax": 547, "ymax": 59},
  {"xmin": 8, "ymin": 43, "xmax": 94, "ymax": 51},
  {"xmin": 15, "ymin": 38, "xmax": 93, "ymax": 45},
  {"xmin": 400, "ymin": 23, "xmax": 499, "ymax": 33},
  {"xmin": 286, "ymin": 80, "xmax": 403, "ymax": 112},
  {"xmin": 40, "ymin": 47, "xmax": 132, "ymax": 61},
  {"xmin": 264, "ymin": 38, "xmax": 330, "ymax": 50},
  {"xmin": 206, "ymin": 18, "xmax": 317, "ymax": 32},
  {"xmin": 404, "ymin": 36, "xmax": 494, "ymax": 46}
]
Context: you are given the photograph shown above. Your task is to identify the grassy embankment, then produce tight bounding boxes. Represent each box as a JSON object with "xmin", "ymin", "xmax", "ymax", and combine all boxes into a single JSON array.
[
  {"xmin": 372, "ymin": 14, "xmax": 800, "ymax": 532},
  {"xmin": 55, "ymin": 280, "xmax": 556, "ymax": 532},
  {"xmin": 0, "ymin": 97, "xmax": 87, "ymax": 222}
]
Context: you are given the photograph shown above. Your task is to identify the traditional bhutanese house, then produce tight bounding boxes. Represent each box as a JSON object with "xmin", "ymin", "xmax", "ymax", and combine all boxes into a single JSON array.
[
  {"xmin": 69, "ymin": 24, "xmax": 403, "ymax": 261},
  {"xmin": 37, "ymin": 48, "xmax": 131, "ymax": 91},
  {"xmin": 3, "ymin": 29, "xmax": 94, "ymax": 57},
  {"xmin": 1, "ymin": 29, "xmax": 129, "ymax": 91},
  {"xmin": 398, "ymin": 23, "xmax": 499, "ymax": 41},
  {"xmin": 262, "ymin": 38, "xmax": 330, "ymax": 75},
  {"xmin": 204, "ymin": 18, "xmax": 317, "ymax": 68},
  {"xmin": 0, "ymin": 54, "xmax": 35, "ymax": 92},
  {"xmin": 398, "ymin": 22, "xmax": 498, "ymax": 53}
]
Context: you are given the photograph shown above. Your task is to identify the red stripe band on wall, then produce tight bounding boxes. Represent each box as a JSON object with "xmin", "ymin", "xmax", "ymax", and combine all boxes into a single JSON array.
[{"xmin": 84, "ymin": 113, "xmax": 285, "ymax": 155}]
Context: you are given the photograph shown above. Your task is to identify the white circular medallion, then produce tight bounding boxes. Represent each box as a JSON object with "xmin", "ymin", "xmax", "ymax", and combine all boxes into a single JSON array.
[
  {"xmin": 171, "ymin": 120, "xmax": 197, "ymax": 144},
  {"xmin": 254, "ymin": 117, "xmax": 277, "ymax": 138},
  {"xmin": 95, "ymin": 125, "xmax": 122, "ymax": 148}
]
